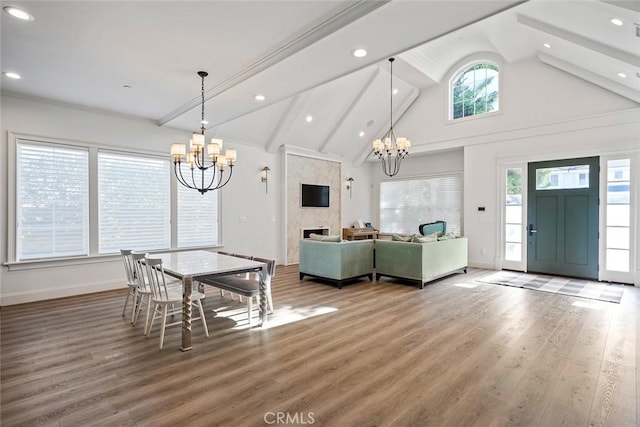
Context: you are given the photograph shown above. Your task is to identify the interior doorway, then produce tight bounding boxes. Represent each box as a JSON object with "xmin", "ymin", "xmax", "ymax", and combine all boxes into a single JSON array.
[{"xmin": 527, "ymin": 157, "xmax": 600, "ymax": 279}]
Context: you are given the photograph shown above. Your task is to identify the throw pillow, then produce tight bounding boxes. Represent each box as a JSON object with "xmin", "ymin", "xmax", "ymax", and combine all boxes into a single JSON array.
[
  {"xmin": 392, "ymin": 234, "xmax": 413, "ymax": 242},
  {"xmin": 412, "ymin": 234, "xmax": 437, "ymax": 243},
  {"xmin": 310, "ymin": 234, "xmax": 341, "ymax": 242}
]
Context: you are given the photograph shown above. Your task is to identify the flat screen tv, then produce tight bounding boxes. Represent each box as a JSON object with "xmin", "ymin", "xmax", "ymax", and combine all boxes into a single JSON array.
[{"xmin": 301, "ymin": 184, "xmax": 330, "ymax": 207}]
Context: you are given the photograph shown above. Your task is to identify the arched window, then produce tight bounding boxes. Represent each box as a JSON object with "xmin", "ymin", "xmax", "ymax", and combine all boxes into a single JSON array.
[{"xmin": 451, "ymin": 62, "xmax": 499, "ymax": 120}]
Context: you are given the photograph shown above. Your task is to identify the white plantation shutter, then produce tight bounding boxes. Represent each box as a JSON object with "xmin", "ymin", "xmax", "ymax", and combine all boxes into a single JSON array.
[
  {"xmin": 98, "ymin": 151, "xmax": 170, "ymax": 253},
  {"xmin": 16, "ymin": 142, "xmax": 89, "ymax": 261},
  {"xmin": 177, "ymin": 184, "xmax": 219, "ymax": 247},
  {"xmin": 380, "ymin": 174, "xmax": 462, "ymax": 235}
]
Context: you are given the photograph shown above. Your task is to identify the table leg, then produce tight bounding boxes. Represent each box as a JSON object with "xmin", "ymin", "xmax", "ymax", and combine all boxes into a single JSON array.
[
  {"xmin": 180, "ymin": 275, "xmax": 193, "ymax": 351},
  {"xmin": 259, "ymin": 267, "xmax": 267, "ymax": 327}
]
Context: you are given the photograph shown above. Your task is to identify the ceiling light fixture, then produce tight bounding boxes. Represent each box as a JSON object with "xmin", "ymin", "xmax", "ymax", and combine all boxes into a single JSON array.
[
  {"xmin": 3, "ymin": 6, "xmax": 34, "ymax": 21},
  {"xmin": 352, "ymin": 48, "xmax": 367, "ymax": 58},
  {"xmin": 254, "ymin": 94, "xmax": 266, "ymax": 101},
  {"xmin": 610, "ymin": 18, "xmax": 623, "ymax": 26},
  {"xmin": 3, "ymin": 71, "xmax": 21, "ymax": 79},
  {"xmin": 543, "ymin": 43, "xmax": 551, "ymax": 49},
  {"xmin": 359, "ymin": 131, "xmax": 365, "ymax": 137},
  {"xmin": 306, "ymin": 115, "xmax": 313, "ymax": 122},
  {"xmin": 392, "ymin": 88, "xmax": 399, "ymax": 95},
  {"xmin": 617, "ymin": 72, "xmax": 627, "ymax": 78},
  {"xmin": 372, "ymin": 58, "xmax": 410, "ymax": 177},
  {"xmin": 170, "ymin": 71, "xmax": 237, "ymax": 194}
]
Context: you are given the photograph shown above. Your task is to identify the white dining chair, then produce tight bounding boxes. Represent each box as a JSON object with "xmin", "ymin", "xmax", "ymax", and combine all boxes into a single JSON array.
[
  {"xmin": 144, "ymin": 256, "xmax": 209, "ymax": 349},
  {"xmin": 120, "ymin": 249, "xmax": 138, "ymax": 323}
]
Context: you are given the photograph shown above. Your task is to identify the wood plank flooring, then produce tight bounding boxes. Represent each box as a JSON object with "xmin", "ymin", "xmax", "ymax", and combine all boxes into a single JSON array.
[{"xmin": 1, "ymin": 266, "xmax": 638, "ymax": 426}]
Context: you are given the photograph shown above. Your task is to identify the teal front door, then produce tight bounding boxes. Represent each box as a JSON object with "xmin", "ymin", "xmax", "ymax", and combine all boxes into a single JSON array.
[{"xmin": 527, "ymin": 157, "xmax": 599, "ymax": 279}]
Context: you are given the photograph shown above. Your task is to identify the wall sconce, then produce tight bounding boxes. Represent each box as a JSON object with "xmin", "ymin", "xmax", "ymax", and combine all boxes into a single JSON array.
[
  {"xmin": 261, "ymin": 166, "xmax": 271, "ymax": 193},
  {"xmin": 346, "ymin": 177, "xmax": 354, "ymax": 199}
]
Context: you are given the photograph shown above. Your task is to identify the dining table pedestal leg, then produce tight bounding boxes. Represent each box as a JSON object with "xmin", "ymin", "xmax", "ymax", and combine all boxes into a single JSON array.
[
  {"xmin": 259, "ymin": 268, "xmax": 268, "ymax": 327},
  {"xmin": 180, "ymin": 275, "xmax": 193, "ymax": 351}
]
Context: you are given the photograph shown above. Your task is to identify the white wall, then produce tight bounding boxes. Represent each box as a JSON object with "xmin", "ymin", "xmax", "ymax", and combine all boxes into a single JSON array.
[
  {"xmin": 0, "ymin": 95, "xmax": 279, "ymax": 304},
  {"xmin": 341, "ymin": 160, "xmax": 374, "ymax": 228},
  {"xmin": 397, "ymin": 57, "xmax": 638, "ymax": 151}
]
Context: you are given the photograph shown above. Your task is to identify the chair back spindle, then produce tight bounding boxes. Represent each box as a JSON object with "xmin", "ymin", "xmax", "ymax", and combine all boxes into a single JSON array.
[{"xmin": 145, "ymin": 257, "xmax": 170, "ymax": 301}]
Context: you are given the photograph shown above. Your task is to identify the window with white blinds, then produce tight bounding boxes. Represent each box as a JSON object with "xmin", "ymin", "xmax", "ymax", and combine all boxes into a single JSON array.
[
  {"xmin": 177, "ymin": 184, "xmax": 219, "ymax": 247},
  {"xmin": 380, "ymin": 174, "xmax": 462, "ymax": 235},
  {"xmin": 98, "ymin": 151, "xmax": 171, "ymax": 254},
  {"xmin": 16, "ymin": 142, "xmax": 89, "ymax": 261}
]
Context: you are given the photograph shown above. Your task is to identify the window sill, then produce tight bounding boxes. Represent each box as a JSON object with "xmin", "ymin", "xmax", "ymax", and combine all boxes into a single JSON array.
[{"xmin": 3, "ymin": 245, "xmax": 223, "ymax": 271}]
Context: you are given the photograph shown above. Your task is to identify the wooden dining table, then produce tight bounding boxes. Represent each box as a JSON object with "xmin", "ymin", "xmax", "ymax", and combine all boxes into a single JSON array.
[{"xmin": 151, "ymin": 250, "xmax": 268, "ymax": 351}]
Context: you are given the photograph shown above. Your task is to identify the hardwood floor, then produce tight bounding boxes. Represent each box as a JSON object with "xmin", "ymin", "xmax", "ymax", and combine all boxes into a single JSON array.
[{"xmin": 1, "ymin": 266, "xmax": 638, "ymax": 426}]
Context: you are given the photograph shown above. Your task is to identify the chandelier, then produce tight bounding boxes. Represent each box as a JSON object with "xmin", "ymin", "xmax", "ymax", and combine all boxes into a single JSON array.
[
  {"xmin": 372, "ymin": 57, "xmax": 410, "ymax": 177},
  {"xmin": 170, "ymin": 71, "xmax": 236, "ymax": 194}
]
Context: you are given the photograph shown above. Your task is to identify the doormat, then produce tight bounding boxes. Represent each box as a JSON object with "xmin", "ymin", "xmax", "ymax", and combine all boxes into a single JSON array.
[{"xmin": 477, "ymin": 271, "xmax": 624, "ymax": 303}]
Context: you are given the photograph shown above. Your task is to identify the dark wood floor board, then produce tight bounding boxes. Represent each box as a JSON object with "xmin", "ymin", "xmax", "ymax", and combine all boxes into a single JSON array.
[{"xmin": 1, "ymin": 266, "xmax": 637, "ymax": 426}]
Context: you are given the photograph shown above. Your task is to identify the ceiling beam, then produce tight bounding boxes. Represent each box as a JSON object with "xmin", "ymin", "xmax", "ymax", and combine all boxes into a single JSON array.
[
  {"xmin": 265, "ymin": 93, "xmax": 312, "ymax": 153},
  {"xmin": 518, "ymin": 14, "xmax": 640, "ymax": 68},
  {"xmin": 318, "ymin": 68, "xmax": 380, "ymax": 154},
  {"xmin": 157, "ymin": 0, "xmax": 389, "ymax": 126},
  {"xmin": 355, "ymin": 87, "xmax": 420, "ymax": 166},
  {"xmin": 600, "ymin": 0, "xmax": 640, "ymax": 13},
  {"xmin": 538, "ymin": 52, "xmax": 640, "ymax": 104}
]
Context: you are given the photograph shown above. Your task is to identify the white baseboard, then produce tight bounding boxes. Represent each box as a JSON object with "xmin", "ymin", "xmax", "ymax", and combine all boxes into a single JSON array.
[{"xmin": 0, "ymin": 279, "xmax": 124, "ymax": 306}]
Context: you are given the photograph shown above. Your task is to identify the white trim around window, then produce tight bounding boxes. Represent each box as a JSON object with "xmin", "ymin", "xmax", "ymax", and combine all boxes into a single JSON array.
[{"xmin": 5, "ymin": 132, "xmax": 222, "ymax": 270}]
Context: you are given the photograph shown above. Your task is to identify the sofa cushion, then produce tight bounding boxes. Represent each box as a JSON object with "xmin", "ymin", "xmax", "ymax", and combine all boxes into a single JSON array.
[
  {"xmin": 392, "ymin": 234, "xmax": 413, "ymax": 242},
  {"xmin": 412, "ymin": 233, "xmax": 438, "ymax": 243},
  {"xmin": 309, "ymin": 234, "xmax": 341, "ymax": 242}
]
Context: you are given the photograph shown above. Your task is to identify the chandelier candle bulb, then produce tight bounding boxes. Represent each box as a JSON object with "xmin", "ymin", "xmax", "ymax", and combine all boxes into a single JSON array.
[
  {"xmin": 191, "ymin": 133, "xmax": 205, "ymax": 147},
  {"xmin": 217, "ymin": 155, "xmax": 227, "ymax": 169},
  {"xmin": 207, "ymin": 143, "xmax": 221, "ymax": 157},
  {"xmin": 226, "ymin": 149, "xmax": 237, "ymax": 163},
  {"xmin": 171, "ymin": 143, "xmax": 186, "ymax": 159}
]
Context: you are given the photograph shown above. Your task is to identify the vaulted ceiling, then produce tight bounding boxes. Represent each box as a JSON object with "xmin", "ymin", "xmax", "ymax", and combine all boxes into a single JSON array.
[{"xmin": 2, "ymin": 1, "xmax": 638, "ymax": 164}]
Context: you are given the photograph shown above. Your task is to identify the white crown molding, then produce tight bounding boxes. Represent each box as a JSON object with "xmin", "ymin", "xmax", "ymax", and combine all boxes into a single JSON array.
[
  {"xmin": 409, "ymin": 107, "xmax": 640, "ymax": 155},
  {"xmin": 1, "ymin": 90, "xmax": 159, "ymax": 125}
]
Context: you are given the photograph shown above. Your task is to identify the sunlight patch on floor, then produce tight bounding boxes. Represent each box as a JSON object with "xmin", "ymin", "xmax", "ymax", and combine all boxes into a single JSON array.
[
  {"xmin": 453, "ymin": 282, "xmax": 478, "ymax": 289},
  {"xmin": 210, "ymin": 304, "xmax": 339, "ymax": 330},
  {"xmin": 572, "ymin": 300, "xmax": 604, "ymax": 310}
]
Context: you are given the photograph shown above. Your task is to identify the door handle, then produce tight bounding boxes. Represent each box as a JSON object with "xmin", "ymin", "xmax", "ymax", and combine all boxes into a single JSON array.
[{"xmin": 528, "ymin": 224, "xmax": 537, "ymax": 236}]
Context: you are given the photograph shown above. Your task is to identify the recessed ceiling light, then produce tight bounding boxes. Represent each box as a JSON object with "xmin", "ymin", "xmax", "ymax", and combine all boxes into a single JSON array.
[
  {"xmin": 254, "ymin": 94, "xmax": 265, "ymax": 101},
  {"xmin": 201, "ymin": 119, "xmax": 209, "ymax": 125},
  {"xmin": 3, "ymin": 71, "xmax": 21, "ymax": 79},
  {"xmin": 543, "ymin": 43, "xmax": 551, "ymax": 49},
  {"xmin": 392, "ymin": 88, "xmax": 399, "ymax": 95},
  {"xmin": 352, "ymin": 48, "xmax": 367, "ymax": 58},
  {"xmin": 359, "ymin": 131, "xmax": 365, "ymax": 137},
  {"xmin": 617, "ymin": 72, "xmax": 627, "ymax": 78},
  {"xmin": 305, "ymin": 115, "xmax": 313, "ymax": 123},
  {"xmin": 611, "ymin": 18, "xmax": 623, "ymax": 26},
  {"xmin": 3, "ymin": 6, "xmax": 34, "ymax": 21}
]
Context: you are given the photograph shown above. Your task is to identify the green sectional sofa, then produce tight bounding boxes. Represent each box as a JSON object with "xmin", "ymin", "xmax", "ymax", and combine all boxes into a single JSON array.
[
  {"xmin": 299, "ymin": 239, "xmax": 374, "ymax": 288},
  {"xmin": 375, "ymin": 237, "xmax": 468, "ymax": 288}
]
